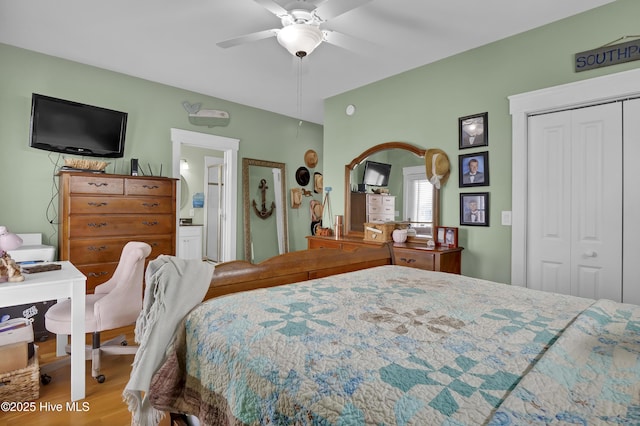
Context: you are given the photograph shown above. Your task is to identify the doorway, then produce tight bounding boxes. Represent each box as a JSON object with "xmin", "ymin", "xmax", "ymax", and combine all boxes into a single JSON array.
[
  {"xmin": 171, "ymin": 128, "xmax": 239, "ymax": 263},
  {"xmin": 205, "ymin": 156, "xmax": 224, "ymax": 262}
]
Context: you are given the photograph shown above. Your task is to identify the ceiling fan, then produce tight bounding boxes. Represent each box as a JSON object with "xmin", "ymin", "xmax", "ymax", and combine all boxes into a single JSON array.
[{"xmin": 217, "ymin": 0, "xmax": 372, "ymax": 58}]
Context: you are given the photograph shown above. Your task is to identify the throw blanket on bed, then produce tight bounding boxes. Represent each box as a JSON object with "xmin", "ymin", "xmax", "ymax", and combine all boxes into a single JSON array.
[
  {"xmin": 148, "ymin": 265, "xmax": 596, "ymax": 425},
  {"xmin": 489, "ymin": 298, "xmax": 640, "ymax": 425},
  {"xmin": 123, "ymin": 255, "xmax": 214, "ymax": 426}
]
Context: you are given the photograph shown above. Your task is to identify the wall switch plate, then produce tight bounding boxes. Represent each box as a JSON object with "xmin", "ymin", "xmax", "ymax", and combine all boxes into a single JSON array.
[
  {"xmin": 501, "ymin": 211, "xmax": 512, "ymax": 226},
  {"xmin": 189, "ymin": 209, "xmax": 195, "ymax": 217}
]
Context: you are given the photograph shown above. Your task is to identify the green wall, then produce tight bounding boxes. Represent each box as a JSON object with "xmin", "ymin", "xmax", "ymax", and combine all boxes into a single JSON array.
[
  {"xmin": 0, "ymin": 43, "xmax": 323, "ymax": 260},
  {"xmin": 323, "ymin": 0, "xmax": 640, "ymax": 284},
  {"xmin": 2, "ymin": 0, "xmax": 637, "ymax": 276}
]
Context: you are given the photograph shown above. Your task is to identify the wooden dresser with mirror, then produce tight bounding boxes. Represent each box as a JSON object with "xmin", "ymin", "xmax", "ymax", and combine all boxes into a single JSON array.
[{"xmin": 313, "ymin": 141, "xmax": 462, "ymax": 274}]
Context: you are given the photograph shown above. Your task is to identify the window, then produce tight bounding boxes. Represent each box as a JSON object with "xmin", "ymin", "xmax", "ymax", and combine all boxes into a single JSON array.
[{"xmin": 403, "ymin": 166, "xmax": 434, "ymax": 236}]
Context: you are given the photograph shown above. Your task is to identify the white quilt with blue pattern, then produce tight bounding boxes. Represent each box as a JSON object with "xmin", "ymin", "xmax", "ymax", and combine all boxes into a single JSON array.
[
  {"xmin": 148, "ymin": 265, "xmax": 627, "ymax": 425},
  {"xmin": 489, "ymin": 299, "xmax": 640, "ymax": 425}
]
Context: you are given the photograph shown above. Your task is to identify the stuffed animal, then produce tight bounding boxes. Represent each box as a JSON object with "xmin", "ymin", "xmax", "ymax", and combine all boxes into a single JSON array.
[{"xmin": 0, "ymin": 252, "xmax": 24, "ymax": 282}]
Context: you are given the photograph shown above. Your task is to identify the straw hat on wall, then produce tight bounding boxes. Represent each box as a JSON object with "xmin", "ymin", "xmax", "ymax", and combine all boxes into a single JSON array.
[
  {"xmin": 304, "ymin": 150, "xmax": 318, "ymax": 168},
  {"xmin": 425, "ymin": 148, "xmax": 450, "ymax": 189}
]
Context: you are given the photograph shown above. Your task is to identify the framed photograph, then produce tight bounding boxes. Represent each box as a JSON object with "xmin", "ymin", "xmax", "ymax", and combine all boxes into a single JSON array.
[
  {"xmin": 460, "ymin": 192, "xmax": 490, "ymax": 226},
  {"xmin": 459, "ymin": 112, "xmax": 488, "ymax": 149},
  {"xmin": 444, "ymin": 227, "xmax": 458, "ymax": 248},
  {"xmin": 434, "ymin": 226, "xmax": 458, "ymax": 247},
  {"xmin": 435, "ymin": 226, "xmax": 446, "ymax": 246},
  {"xmin": 459, "ymin": 151, "xmax": 489, "ymax": 187}
]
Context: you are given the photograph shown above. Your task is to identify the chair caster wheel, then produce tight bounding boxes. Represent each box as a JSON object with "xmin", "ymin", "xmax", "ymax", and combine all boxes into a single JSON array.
[
  {"xmin": 41, "ymin": 374, "xmax": 52, "ymax": 385},
  {"xmin": 121, "ymin": 341, "xmax": 128, "ymax": 346},
  {"xmin": 96, "ymin": 375, "xmax": 106, "ymax": 383}
]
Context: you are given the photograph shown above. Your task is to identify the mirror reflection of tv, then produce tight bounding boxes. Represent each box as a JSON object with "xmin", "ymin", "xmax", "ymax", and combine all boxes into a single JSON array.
[
  {"xmin": 29, "ymin": 93, "xmax": 128, "ymax": 158},
  {"xmin": 362, "ymin": 160, "xmax": 391, "ymax": 186}
]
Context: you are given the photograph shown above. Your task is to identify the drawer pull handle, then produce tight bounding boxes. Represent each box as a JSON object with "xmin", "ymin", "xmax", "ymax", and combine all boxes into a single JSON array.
[
  {"xmin": 142, "ymin": 202, "xmax": 160, "ymax": 208},
  {"xmin": 88, "ymin": 182, "xmax": 109, "ymax": 187},
  {"xmin": 88, "ymin": 222, "xmax": 108, "ymax": 228},
  {"xmin": 400, "ymin": 257, "xmax": 416, "ymax": 264},
  {"xmin": 143, "ymin": 221, "xmax": 159, "ymax": 226},
  {"xmin": 88, "ymin": 246, "xmax": 107, "ymax": 252},
  {"xmin": 142, "ymin": 185, "xmax": 159, "ymax": 190},
  {"xmin": 88, "ymin": 271, "xmax": 109, "ymax": 278},
  {"xmin": 88, "ymin": 202, "xmax": 108, "ymax": 207}
]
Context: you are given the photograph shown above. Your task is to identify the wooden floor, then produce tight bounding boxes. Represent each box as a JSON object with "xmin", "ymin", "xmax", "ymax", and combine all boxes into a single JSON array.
[{"xmin": 1, "ymin": 326, "xmax": 171, "ymax": 425}]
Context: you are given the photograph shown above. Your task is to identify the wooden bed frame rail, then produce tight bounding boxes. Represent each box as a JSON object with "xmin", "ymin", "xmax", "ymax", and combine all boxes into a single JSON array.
[{"xmin": 206, "ymin": 244, "xmax": 393, "ymax": 300}]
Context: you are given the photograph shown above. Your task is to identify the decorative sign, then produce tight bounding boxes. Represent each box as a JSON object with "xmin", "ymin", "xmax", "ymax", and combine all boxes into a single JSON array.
[{"xmin": 575, "ymin": 38, "xmax": 640, "ymax": 72}]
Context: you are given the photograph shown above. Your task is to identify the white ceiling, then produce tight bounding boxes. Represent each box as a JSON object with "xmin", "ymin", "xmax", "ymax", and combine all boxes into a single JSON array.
[{"xmin": 0, "ymin": 0, "xmax": 614, "ymax": 124}]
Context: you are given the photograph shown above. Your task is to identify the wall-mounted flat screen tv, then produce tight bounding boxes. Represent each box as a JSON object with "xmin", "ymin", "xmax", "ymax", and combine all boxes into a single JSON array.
[
  {"xmin": 29, "ymin": 93, "xmax": 128, "ymax": 158},
  {"xmin": 362, "ymin": 160, "xmax": 392, "ymax": 186}
]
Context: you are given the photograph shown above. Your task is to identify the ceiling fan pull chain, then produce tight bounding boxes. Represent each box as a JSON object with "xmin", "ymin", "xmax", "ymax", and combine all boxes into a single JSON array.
[{"xmin": 297, "ymin": 57, "xmax": 303, "ymax": 121}]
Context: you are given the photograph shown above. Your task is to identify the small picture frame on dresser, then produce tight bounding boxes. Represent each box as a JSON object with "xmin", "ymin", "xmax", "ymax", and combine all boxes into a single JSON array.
[
  {"xmin": 435, "ymin": 226, "xmax": 446, "ymax": 247},
  {"xmin": 435, "ymin": 226, "xmax": 458, "ymax": 248},
  {"xmin": 444, "ymin": 227, "xmax": 458, "ymax": 248}
]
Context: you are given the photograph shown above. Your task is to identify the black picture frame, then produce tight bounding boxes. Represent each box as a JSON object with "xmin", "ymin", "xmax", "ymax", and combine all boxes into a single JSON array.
[
  {"xmin": 459, "ymin": 112, "xmax": 488, "ymax": 149},
  {"xmin": 460, "ymin": 192, "xmax": 489, "ymax": 226},
  {"xmin": 459, "ymin": 151, "xmax": 489, "ymax": 187}
]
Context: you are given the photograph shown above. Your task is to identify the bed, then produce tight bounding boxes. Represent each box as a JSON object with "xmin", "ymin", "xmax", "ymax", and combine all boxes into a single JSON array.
[{"xmin": 144, "ymin": 246, "xmax": 640, "ymax": 425}]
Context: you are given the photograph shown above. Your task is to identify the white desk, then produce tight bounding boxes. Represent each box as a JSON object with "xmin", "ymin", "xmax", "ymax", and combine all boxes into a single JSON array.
[{"xmin": 0, "ymin": 261, "xmax": 86, "ymax": 401}]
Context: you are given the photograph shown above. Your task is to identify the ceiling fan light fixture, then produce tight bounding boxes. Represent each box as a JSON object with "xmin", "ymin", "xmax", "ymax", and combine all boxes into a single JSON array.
[{"xmin": 277, "ymin": 24, "xmax": 323, "ymax": 57}]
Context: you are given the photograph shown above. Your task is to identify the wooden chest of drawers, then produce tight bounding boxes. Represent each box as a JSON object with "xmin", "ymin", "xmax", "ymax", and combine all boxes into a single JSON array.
[
  {"xmin": 350, "ymin": 193, "xmax": 396, "ymax": 231},
  {"xmin": 58, "ymin": 172, "xmax": 177, "ymax": 293},
  {"xmin": 307, "ymin": 235, "xmax": 462, "ymax": 274}
]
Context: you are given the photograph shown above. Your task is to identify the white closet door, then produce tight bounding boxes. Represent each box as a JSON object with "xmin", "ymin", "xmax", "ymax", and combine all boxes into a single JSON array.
[
  {"xmin": 528, "ymin": 111, "xmax": 573, "ymax": 295},
  {"xmin": 570, "ymin": 103, "xmax": 622, "ymax": 301},
  {"xmin": 623, "ymin": 98, "xmax": 640, "ymax": 304},
  {"xmin": 527, "ymin": 102, "xmax": 622, "ymax": 301}
]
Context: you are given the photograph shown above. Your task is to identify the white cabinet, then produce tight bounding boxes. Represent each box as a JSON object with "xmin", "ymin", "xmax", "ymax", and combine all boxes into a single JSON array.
[
  {"xmin": 366, "ymin": 194, "xmax": 395, "ymax": 223},
  {"xmin": 178, "ymin": 226, "xmax": 203, "ymax": 260}
]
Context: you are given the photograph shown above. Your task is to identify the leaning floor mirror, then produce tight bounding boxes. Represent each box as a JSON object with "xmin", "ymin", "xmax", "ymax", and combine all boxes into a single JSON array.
[{"xmin": 243, "ymin": 158, "xmax": 288, "ymax": 263}]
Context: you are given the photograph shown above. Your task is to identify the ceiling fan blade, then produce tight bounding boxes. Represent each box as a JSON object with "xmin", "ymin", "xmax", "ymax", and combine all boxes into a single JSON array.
[
  {"xmin": 253, "ymin": 0, "xmax": 289, "ymax": 17},
  {"xmin": 314, "ymin": 0, "xmax": 372, "ymax": 21},
  {"xmin": 217, "ymin": 29, "xmax": 279, "ymax": 49},
  {"xmin": 323, "ymin": 30, "xmax": 377, "ymax": 56}
]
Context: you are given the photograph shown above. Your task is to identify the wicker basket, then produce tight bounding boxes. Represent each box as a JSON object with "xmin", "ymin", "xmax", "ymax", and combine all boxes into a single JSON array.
[
  {"xmin": 64, "ymin": 157, "xmax": 109, "ymax": 171},
  {"xmin": 0, "ymin": 350, "xmax": 39, "ymax": 401}
]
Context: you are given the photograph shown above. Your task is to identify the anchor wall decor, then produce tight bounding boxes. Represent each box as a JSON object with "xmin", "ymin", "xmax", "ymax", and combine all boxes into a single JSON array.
[{"xmin": 252, "ymin": 178, "xmax": 275, "ymax": 219}]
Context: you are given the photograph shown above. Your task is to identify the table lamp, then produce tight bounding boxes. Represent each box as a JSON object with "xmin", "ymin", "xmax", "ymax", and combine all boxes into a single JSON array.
[{"xmin": 0, "ymin": 226, "xmax": 22, "ymax": 255}]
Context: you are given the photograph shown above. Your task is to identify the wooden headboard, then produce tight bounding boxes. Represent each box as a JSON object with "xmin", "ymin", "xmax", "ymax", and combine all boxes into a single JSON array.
[{"xmin": 206, "ymin": 244, "xmax": 393, "ymax": 300}]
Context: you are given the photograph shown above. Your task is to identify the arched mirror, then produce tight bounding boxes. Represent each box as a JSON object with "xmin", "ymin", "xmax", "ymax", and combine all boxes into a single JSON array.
[
  {"xmin": 243, "ymin": 158, "xmax": 288, "ymax": 263},
  {"xmin": 344, "ymin": 142, "xmax": 440, "ymax": 239}
]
